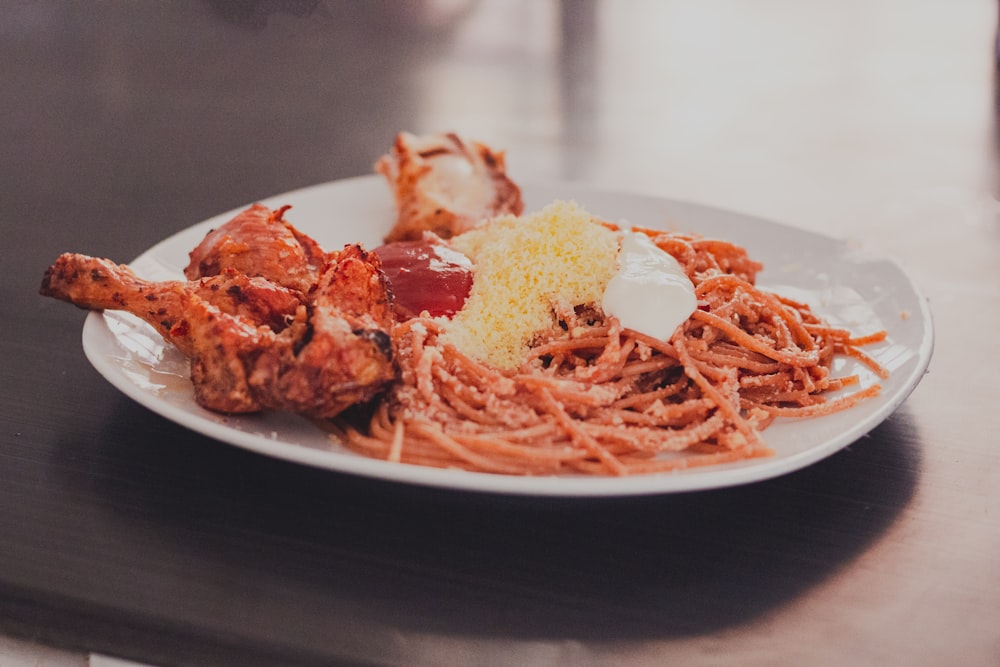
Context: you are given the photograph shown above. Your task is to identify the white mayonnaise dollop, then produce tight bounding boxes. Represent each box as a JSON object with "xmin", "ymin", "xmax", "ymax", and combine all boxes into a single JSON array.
[
  {"xmin": 601, "ymin": 230, "xmax": 697, "ymax": 340},
  {"xmin": 424, "ymin": 154, "xmax": 494, "ymax": 217}
]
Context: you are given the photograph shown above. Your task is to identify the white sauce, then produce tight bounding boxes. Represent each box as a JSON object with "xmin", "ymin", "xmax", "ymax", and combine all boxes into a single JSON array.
[
  {"xmin": 425, "ymin": 154, "xmax": 494, "ymax": 216},
  {"xmin": 601, "ymin": 230, "xmax": 697, "ymax": 340}
]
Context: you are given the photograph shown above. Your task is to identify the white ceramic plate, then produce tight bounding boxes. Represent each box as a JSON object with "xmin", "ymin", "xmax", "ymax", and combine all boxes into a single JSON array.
[{"xmin": 81, "ymin": 176, "xmax": 934, "ymax": 496}]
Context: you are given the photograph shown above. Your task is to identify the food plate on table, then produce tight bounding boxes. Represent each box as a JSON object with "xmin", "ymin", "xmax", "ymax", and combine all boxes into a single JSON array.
[{"xmin": 77, "ymin": 175, "xmax": 934, "ymax": 496}]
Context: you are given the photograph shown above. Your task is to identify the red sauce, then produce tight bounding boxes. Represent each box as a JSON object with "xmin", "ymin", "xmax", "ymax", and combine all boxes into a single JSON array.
[{"xmin": 373, "ymin": 240, "xmax": 474, "ymax": 320}]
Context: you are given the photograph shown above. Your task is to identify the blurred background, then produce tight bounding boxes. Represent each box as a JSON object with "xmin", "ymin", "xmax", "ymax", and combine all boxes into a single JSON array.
[{"xmin": 5, "ymin": 0, "xmax": 996, "ymax": 243}]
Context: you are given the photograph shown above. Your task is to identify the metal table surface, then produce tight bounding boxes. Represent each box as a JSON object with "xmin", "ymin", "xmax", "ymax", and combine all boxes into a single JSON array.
[{"xmin": 2, "ymin": 1, "xmax": 998, "ymax": 665}]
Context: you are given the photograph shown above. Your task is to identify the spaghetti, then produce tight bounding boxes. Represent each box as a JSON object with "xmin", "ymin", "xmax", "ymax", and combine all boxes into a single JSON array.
[{"xmin": 332, "ymin": 228, "xmax": 888, "ymax": 476}]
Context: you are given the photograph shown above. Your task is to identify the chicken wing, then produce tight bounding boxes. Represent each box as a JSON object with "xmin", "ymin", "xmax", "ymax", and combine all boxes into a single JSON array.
[
  {"xmin": 375, "ymin": 131, "xmax": 524, "ymax": 242},
  {"xmin": 40, "ymin": 253, "xmax": 303, "ymax": 355}
]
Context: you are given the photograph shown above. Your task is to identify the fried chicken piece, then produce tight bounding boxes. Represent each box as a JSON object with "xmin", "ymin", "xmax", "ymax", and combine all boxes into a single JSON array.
[
  {"xmin": 40, "ymin": 253, "xmax": 303, "ymax": 354},
  {"xmin": 247, "ymin": 244, "xmax": 396, "ymax": 416},
  {"xmin": 185, "ymin": 203, "xmax": 328, "ymax": 294},
  {"xmin": 375, "ymin": 131, "xmax": 524, "ymax": 242},
  {"xmin": 40, "ymin": 246, "xmax": 396, "ymax": 418},
  {"xmin": 177, "ymin": 290, "xmax": 282, "ymax": 412}
]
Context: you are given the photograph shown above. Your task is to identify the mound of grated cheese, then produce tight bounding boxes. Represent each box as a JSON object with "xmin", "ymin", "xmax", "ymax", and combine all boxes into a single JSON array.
[{"xmin": 441, "ymin": 200, "xmax": 619, "ymax": 370}]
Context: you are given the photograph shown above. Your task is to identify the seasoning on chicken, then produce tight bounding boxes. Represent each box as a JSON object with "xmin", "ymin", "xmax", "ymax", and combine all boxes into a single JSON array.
[
  {"xmin": 185, "ymin": 203, "xmax": 328, "ymax": 294},
  {"xmin": 40, "ymin": 244, "xmax": 396, "ymax": 418},
  {"xmin": 40, "ymin": 253, "xmax": 304, "ymax": 352},
  {"xmin": 375, "ymin": 132, "xmax": 524, "ymax": 242},
  {"xmin": 246, "ymin": 244, "xmax": 396, "ymax": 417}
]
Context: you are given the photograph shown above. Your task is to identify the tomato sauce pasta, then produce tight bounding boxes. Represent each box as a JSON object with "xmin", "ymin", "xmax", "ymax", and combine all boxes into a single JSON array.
[{"xmin": 331, "ymin": 228, "xmax": 888, "ymax": 476}]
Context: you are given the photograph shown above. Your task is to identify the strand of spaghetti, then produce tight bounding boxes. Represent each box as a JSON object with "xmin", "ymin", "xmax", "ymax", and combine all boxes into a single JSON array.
[
  {"xmin": 617, "ymin": 444, "xmax": 773, "ymax": 474},
  {"xmin": 689, "ymin": 347, "xmax": 766, "ymax": 376},
  {"xmin": 370, "ymin": 402, "xmax": 405, "ymax": 445},
  {"xmin": 824, "ymin": 374, "xmax": 860, "ymax": 390},
  {"xmin": 410, "ymin": 329, "xmax": 440, "ymax": 405},
  {"xmin": 398, "ymin": 318, "xmax": 429, "ymax": 373},
  {"xmin": 690, "ymin": 308, "xmax": 820, "ymax": 366},
  {"xmin": 840, "ymin": 343, "xmax": 891, "ymax": 378},
  {"xmin": 585, "ymin": 412, "xmax": 729, "ymax": 453},
  {"xmin": 534, "ymin": 387, "xmax": 627, "ymax": 476},
  {"xmin": 336, "ymin": 419, "xmax": 405, "ymax": 460},
  {"xmin": 618, "ymin": 354, "xmax": 678, "ymax": 378},
  {"xmin": 432, "ymin": 373, "xmax": 496, "ymax": 424},
  {"xmin": 627, "ymin": 331, "xmax": 679, "ymax": 359},
  {"xmin": 682, "ymin": 344, "xmax": 735, "ymax": 383},
  {"xmin": 694, "ymin": 346, "xmax": 781, "ymax": 373},
  {"xmin": 570, "ymin": 443, "xmax": 752, "ymax": 474},
  {"xmin": 405, "ymin": 418, "xmax": 529, "ymax": 474},
  {"xmin": 574, "ymin": 326, "xmax": 633, "ymax": 383},
  {"xmin": 773, "ymin": 292, "xmax": 814, "ymax": 310},
  {"xmin": 345, "ymin": 406, "xmax": 476, "ymax": 468},
  {"xmin": 739, "ymin": 371, "xmax": 794, "ymax": 389},
  {"xmin": 744, "ymin": 406, "xmax": 775, "ymax": 431},
  {"xmin": 338, "ymin": 425, "xmax": 389, "ymax": 458},
  {"xmin": 690, "ymin": 238, "xmax": 761, "ymax": 266},
  {"xmin": 441, "ymin": 341, "xmax": 517, "ymax": 395},
  {"xmin": 765, "ymin": 293, "xmax": 819, "ymax": 350},
  {"xmin": 751, "ymin": 383, "xmax": 882, "ymax": 417},
  {"xmin": 388, "ymin": 417, "xmax": 405, "ymax": 463},
  {"xmin": 599, "ymin": 400, "xmax": 712, "ymax": 428},
  {"xmin": 792, "ymin": 365, "xmax": 818, "ymax": 394},
  {"xmin": 449, "ymin": 431, "xmax": 586, "ymax": 464},
  {"xmin": 434, "ymin": 370, "xmax": 493, "ymax": 415},
  {"xmin": 674, "ymin": 335, "xmax": 761, "ymax": 448},
  {"xmin": 804, "ymin": 322, "xmax": 853, "ymax": 339},
  {"xmin": 643, "ymin": 396, "xmax": 714, "ymax": 424},
  {"xmin": 526, "ymin": 333, "xmax": 613, "ymax": 359},
  {"xmin": 741, "ymin": 388, "xmax": 826, "ymax": 406},
  {"xmin": 651, "ymin": 236, "xmax": 697, "ymax": 268},
  {"xmin": 700, "ymin": 274, "xmax": 817, "ymax": 352},
  {"xmin": 691, "ymin": 241, "xmax": 762, "ymax": 280},
  {"xmin": 612, "ymin": 377, "xmax": 692, "ymax": 409},
  {"xmin": 477, "ymin": 422, "xmax": 563, "ymax": 442},
  {"xmin": 514, "ymin": 373, "xmax": 618, "ymax": 408},
  {"xmin": 522, "ymin": 328, "xmax": 625, "ymax": 380},
  {"xmin": 391, "ymin": 316, "xmax": 429, "ymax": 338},
  {"xmin": 848, "ymin": 330, "xmax": 888, "ymax": 346}
]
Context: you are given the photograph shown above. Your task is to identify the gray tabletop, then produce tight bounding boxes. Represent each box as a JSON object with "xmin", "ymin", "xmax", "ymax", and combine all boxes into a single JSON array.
[{"xmin": 3, "ymin": 2, "xmax": 998, "ymax": 665}]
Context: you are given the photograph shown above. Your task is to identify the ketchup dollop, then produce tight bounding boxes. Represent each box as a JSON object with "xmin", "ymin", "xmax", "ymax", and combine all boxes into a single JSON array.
[{"xmin": 373, "ymin": 240, "xmax": 474, "ymax": 321}]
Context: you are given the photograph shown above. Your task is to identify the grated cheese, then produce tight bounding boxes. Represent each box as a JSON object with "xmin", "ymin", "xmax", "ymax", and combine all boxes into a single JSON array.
[{"xmin": 442, "ymin": 200, "xmax": 619, "ymax": 370}]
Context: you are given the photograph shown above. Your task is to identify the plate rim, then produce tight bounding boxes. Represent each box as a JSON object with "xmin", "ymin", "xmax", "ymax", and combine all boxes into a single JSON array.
[{"xmin": 80, "ymin": 176, "xmax": 935, "ymax": 497}]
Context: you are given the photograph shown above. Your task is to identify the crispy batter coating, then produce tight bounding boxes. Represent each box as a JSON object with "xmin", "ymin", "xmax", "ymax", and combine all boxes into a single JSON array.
[
  {"xmin": 186, "ymin": 203, "xmax": 327, "ymax": 294},
  {"xmin": 246, "ymin": 244, "xmax": 396, "ymax": 417},
  {"xmin": 41, "ymin": 223, "xmax": 395, "ymax": 418},
  {"xmin": 375, "ymin": 132, "xmax": 524, "ymax": 242},
  {"xmin": 40, "ymin": 254, "xmax": 303, "ymax": 354}
]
